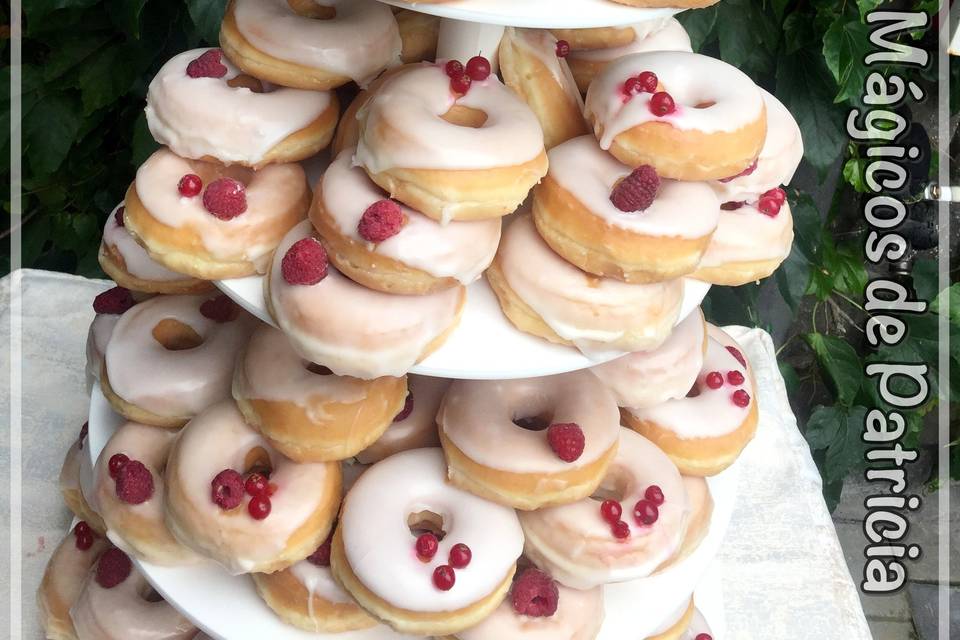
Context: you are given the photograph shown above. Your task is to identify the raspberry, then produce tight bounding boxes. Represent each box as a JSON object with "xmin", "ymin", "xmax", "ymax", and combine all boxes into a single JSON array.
[
  {"xmin": 186, "ymin": 49, "xmax": 228, "ymax": 79},
  {"xmin": 433, "ymin": 565, "xmax": 456, "ymax": 591},
  {"xmin": 95, "ymin": 548, "xmax": 132, "ymax": 589},
  {"xmin": 93, "ymin": 287, "xmax": 135, "ymax": 315},
  {"xmin": 393, "ymin": 392, "xmax": 414, "ymax": 422},
  {"xmin": 645, "ymin": 485, "xmax": 665, "ymax": 506},
  {"xmin": 546, "ymin": 422, "xmax": 585, "ymax": 463},
  {"xmin": 114, "ymin": 206, "xmax": 125, "ymax": 228},
  {"xmin": 108, "ymin": 453, "xmax": 129, "ymax": 479},
  {"xmin": 358, "ymin": 199, "xmax": 404, "ymax": 243},
  {"xmin": 444, "ymin": 60, "xmax": 464, "ymax": 78},
  {"xmin": 718, "ymin": 159, "xmax": 758, "ymax": 183},
  {"xmin": 465, "ymin": 56, "xmax": 491, "ymax": 81},
  {"xmin": 178, "ymin": 174, "xmax": 202, "ymax": 197},
  {"xmin": 449, "ymin": 543, "xmax": 472, "ymax": 569},
  {"xmin": 721, "ymin": 201, "xmax": 745, "ymax": 211},
  {"xmin": 510, "ymin": 568, "xmax": 559, "ymax": 617},
  {"xmin": 415, "ymin": 532, "xmax": 439, "ymax": 562},
  {"xmin": 732, "ymin": 389, "xmax": 751, "ymax": 408},
  {"xmin": 727, "ymin": 370, "xmax": 745, "ymax": 386},
  {"xmin": 636, "ymin": 70, "xmax": 658, "ymax": 93},
  {"xmin": 211, "ymin": 469, "xmax": 244, "ymax": 510},
  {"xmin": 115, "ymin": 460, "xmax": 154, "ymax": 504},
  {"xmin": 244, "ymin": 472, "xmax": 270, "ymax": 497},
  {"xmin": 610, "ymin": 165, "xmax": 660, "ymax": 212},
  {"xmin": 612, "ymin": 520, "xmax": 631, "ymax": 539},
  {"xmin": 78, "ymin": 421, "xmax": 88, "ymax": 450},
  {"xmin": 450, "ymin": 73, "xmax": 472, "ymax": 95},
  {"xmin": 555, "ymin": 40, "xmax": 571, "ymax": 58},
  {"xmin": 202, "ymin": 178, "xmax": 247, "ymax": 219},
  {"xmin": 705, "ymin": 371, "xmax": 724, "ymax": 389},
  {"xmin": 633, "ymin": 499, "xmax": 659, "ymax": 526},
  {"xmin": 649, "ymin": 91, "xmax": 676, "ymax": 116},
  {"xmin": 199, "ymin": 294, "xmax": 239, "ymax": 323},
  {"xmin": 307, "ymin": 532, "xmax": 333, "ymax": 567},
  {"xmin": 248, "ymin": 495, "xmax": 272, "ymax": 520},
  {"xmin": 281, "ymin": 237, "xmax": 328, "ymax": 286},
  {"xmin": 726, "ymin": 346, "xmax": 746, "ymax": 367},
  {"xmin": 600, "ymin": 500, "xmax": 622, "ymax": 524},
  {"xmin": 695, "ymin": 634, "xmax": 714, "ymax": 640}
]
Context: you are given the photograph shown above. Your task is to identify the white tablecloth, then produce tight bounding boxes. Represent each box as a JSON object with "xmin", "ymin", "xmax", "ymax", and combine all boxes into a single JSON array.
[{"xmin": 0, "ymin": 269, "xmax": 871, "ymax": 639}]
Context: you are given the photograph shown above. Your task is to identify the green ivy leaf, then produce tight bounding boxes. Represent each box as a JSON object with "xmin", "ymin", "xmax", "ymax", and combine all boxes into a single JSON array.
[
  {"xmin": 912, "ymin": 257, "xmax": 939, "ymax": 303},
  {"xmin": 77, "ymin": 43, "xmax": 143, "ymax": 114},
  {"xmin": 931, "ymin": 284, "xmax": 960, "ymax": 325},
  {"xmin": 856, "ymin": 0, "xmax": 886, "ymax": 19},
  {"xmin": 185, "ymin": 0, "xmax": 227, "ymax": 45},
  {"xmin": 107, "ymin": 0, "xmax": 149, "ymax": 38},
  {"xmin": 805, "ymin": 404, "xmax": 842, "ymax": 450},
  {"xmin": 771, "ymin": 0, "xmax": 791, "ymax": 22},
  {"xmin": 823, "ymin": 405, "xmax": 868, "ymax": 484},
  {"xmin": 42, "ymin": 33, "xmax": 114, "ymax": 83},
  {"xmin": 677, "ymin": 5, "xmax": 718, "ymax": 51},
  {"xmin": 823, "ymin": 17, "xmax": 871, "ymax": 103},
  {"xmin": 789, "ymin": 193, "xmax": 822, "ymax": 261},
  {"xmin": 779, "ymin": 360, "xmax": 802, "ymax": 400},
  {"xmin": 841, "ymin": 156, "xmax": 870, "ymax": 193},
  {"xmin": 776, "ymin": 246, "xmax": 810, "ymax": 311},
  {"xmin": 23, "ymin": 0, "xmax": 100, "ymax": 27},
  {"xmin": 806, "ymin": 333, "xmax": 862, "ymax": 406},
  {"xmin": 717, "ymin": 0, "xmax": 775, "ymax": 77},
  {"xmin": 782, "ymin": 11, "xmax": 816, "ymax": 55},
  {"xmin": 131, "ymin": 111, "xmax": 159, "ymax": 167},
  {"xmin": 24, "ymin": 92, "xmax": 83, "ymax": 176}
]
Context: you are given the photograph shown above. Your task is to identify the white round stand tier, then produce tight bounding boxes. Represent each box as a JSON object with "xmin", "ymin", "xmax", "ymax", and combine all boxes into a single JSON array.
[{"xmin": 85, "ymin": 386, "xmax": 735, "ymax": 639}]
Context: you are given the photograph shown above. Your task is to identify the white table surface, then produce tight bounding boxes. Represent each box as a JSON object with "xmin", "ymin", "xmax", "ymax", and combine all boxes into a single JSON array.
[{"xmin": 0, "ymin": 269, "xmax": 872, "ymax": 640}]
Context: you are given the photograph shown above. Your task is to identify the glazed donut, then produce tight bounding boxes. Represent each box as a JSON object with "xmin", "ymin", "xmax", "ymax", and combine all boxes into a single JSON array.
[
  {"xmin": 499, "ymin": 27, "xmax": 589, "ymax": 150},
  {"xmin": 622, "ymin": 324, "xmax": 759, "ymax": 476},
  {"xmin": 532, "ymin": 135, "xmax": 719, "ymax": 283},
  {"xmin": 606, "ymin": 0, "xmax": 718, "ymax": 8},
  {"xmin": 486, "ymin": 215, "xmax": 684, "ymax": 355},
  {"xmin": 690, "ymin": 197, "xmax": 794, "ymax": 286},
  {"xmin": 396, "ymin": 10, "xmax": 440, "ymax": 63},
  {"xmin": 60, "ymin": 424, "xmax": 106, "ymax": 534},
  {"xmin": 164, "ymin": 401, "xmax": 341, "ymax": 574},
  {"xmin": 646, "ymin": 598, "xmax": 695, "ymax": 640},
  {"xmin": 37, "ymin": 526, "xmax": 109, "ymax": 640},
  {"xmin": 590, "ymin": 308, "xmax": 707, "ymax": 409},
  {"xmin": 101, "ymin": 293, "xmax": 254, "ymax": 428},
  {"xmin": 331, "ymin": 448, "xmax": 524, "ymax": 635},
  {"xmin": 91, "ymin": 421, "xmax": 201, "ymax": 565},
  {"xmin": 124, "ymin": 149, "xmax": 310, "ymax": 280},
  {"xmin": 99, "ymin": 203, "xmax": 210, "ymax": 294},
  {"xmin": 311, "ymin": 149, "xmax": 501, "ymax": 295},
  {"xmin": 220, "ymin": 0, "xmax": 401, "ymax": 90},
  {"xmin": 70, "ymin": 548, "xmax": 196, "ymax": 640},
  {"xmin": 519, "ymin": 428, "xmax": 690, "ymax": 589},
  {"xmin": 438, "ymin": 370, "xmax": 621, "ymax": 510},
  {"xmin": 657, "ymin": 475, "xmax": 713, "ymax": 570},
  {"xmin": 584, "ymin": 51, "xmax": 766, "ymax": 181},
  {"xmin": 85, "ymin": 312, "xmax": 118, "ymax": 386},
  {"xmin": 566, "ymin": 19, "xmax": 692, "ymax": 94},
  {"xmin": 552, "ymin": 18, "xmax": 674, "ymax": 51},
  {"xmin": 266, "ymin": 221, "xmax": 465, "ymax": 379},
  {"xmin": 677, "ymin": 607, "xmax": 714, "ymax": 639},
  {"xmin": 354, "ymin": 62, "xmax": 548, "ymax": 222},
  {"xmin": 233, "ymin": 323, "xmax": 408, "ymax": 462},
  {"xmin": 709, "ymin": 89, "xmax": 804, "ymax": 202},
  {"xmin": 331, "ymin": 65, "xmax": 408, "ymax": 158},
  {"xmin": 146, "ymin": 48, "xmax": 339, "ymax": 167},
  {"xmin": 357, "ymin": 375, "xmax": 449, "ymax": 465}
]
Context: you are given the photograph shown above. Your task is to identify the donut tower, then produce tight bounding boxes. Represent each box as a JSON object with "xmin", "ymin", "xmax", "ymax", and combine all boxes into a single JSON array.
[{"xmin": 40, "ymin": 1, "xmax": 805, "ymax": 639}]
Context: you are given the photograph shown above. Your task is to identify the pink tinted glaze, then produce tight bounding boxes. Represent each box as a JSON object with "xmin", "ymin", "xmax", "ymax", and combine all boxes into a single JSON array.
[
  {"xmin": 457, "ymin": 582, "xmax": 603, "ymax": 640},
  {"xmin": 86, "ymin": 313, "xmax": 120, "ymax": 382},
  {"xmin": 696, "ymin": 199, "xmax": 794, "ymax": 269},
  {"xmin": 101, "ymin": 203, "xmax": 187, "ymax": 282}
]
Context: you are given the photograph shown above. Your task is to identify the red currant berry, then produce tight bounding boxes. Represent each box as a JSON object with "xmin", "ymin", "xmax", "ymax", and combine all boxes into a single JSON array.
[
  {"xmin": 555, "ymin": 40, "xmax": 571, "ymax": 58},
  {"xmin": 74, "ymin": 521, "xmax": 92, "ymax": 537},
  {"xmin": 178, "ymin": 174, "xmax": 202, "ymax": 197},
  {"xmin": 108, "ymin": 454, "xmax": 129, "ymax": 479},
  {"xmin": 732, "ymin": 389, "xmax": 751, "ymax": 408},
  {"xmin": 727, "ymin": 370, "xmax": 745, "ymax": 386},
  {"xmin": 695, "ymin": 635, "xmax": 714, "ymax": 640},
  {"xmin": 757, "ymin": 196, "xmax": 781, "ymax": 217},
  {"xmin": 600, "ymin": 500, "xmax": 622, "ymax": 524},
  {"xmin": 705, "ymin": 371, "xmax": 724, "ymax": 389},
  {"xmin": 415, "ymin": 532, "xmax": 439, "ymax": 562},
  {"xmin": 75, "ymin": 532, "xmax": 94, "ymax": 551},
  {"xmin": 449, "ymin": 543, "xmax": 472, "ymax": 569},
  {"xmin": 645, "ymin": 485, "xmax": 665, "ymax": 506},
  {"xmin": 248, "ymin": 495, "xmax": 272, "ymax": 520},
  {"xmin": 649, "ymin": 91, "xmax": 676, "ymax": 116},
  {"xmin": 465, "ymin": 56, "xmax": 491, "ymax": 81},
  {"xmin": 636, "ymin": 70, "xmax": 658, "ymax": 93},
  {"xmin": 444, "ymin": 60, "xmax": 464, "ymax": 78},
  {"xmin": 634, "ymin": 499, "xmax": 659, "ymax": 526},
  {"xmin": 244, "ymin": 472, "xmax": 270, "ymax": 497},
  {"xmin": 767, "ymin": 187, "xmax": 787, "ymax": 204},
  {"xmin": 433, "ymin": 565, "xmax": 456, "ymax": 591},
  {"xmin": 622, "ymin": 77, "xmax": 643, "ymax": 97},
  {"xmin": 450, "ymin": 73, "xmax": 472, "ymax": 95},
  {"xmin": 611, "ymin": 520, "xmax": 630, "ymax": 540}
]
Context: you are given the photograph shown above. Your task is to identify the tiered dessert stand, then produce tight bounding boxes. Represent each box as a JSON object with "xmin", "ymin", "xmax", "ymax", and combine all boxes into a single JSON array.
[{"xmin": 84, "ymin": 1, "xmax": 749, "ymax": 637}]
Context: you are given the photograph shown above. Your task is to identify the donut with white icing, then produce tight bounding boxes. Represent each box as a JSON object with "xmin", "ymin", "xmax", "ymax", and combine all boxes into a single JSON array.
[
  {"xmin": 355, "ymin": 62, "xmax": 548, "ymax": 222},
  {"xmin": 585, "ymin": 51, "xmax": 766, "ymax": 181},
  {"xmin": 677, "ymin": 607, "xmax": 714, "ymax": 640},
  {"xmin": 146, "ymin": 48, "xmax": 339, "ymax": 167},
  {"xmin": 486, "ymin": 215, "xmax": 684, "ymax": 356},
  {"xmin": 233, "ymin": 323, "xmax": 408, "ymax": 462},
  {"xmin": 267, "ymin": 221, "xmax": 465, "ymax": 379},
  {"xmin": 519, "ymin": 429, "xmax": 690, "ymax": 589},
  {"xmin": 499, "ymin": 27, "xmax": 589, "ymax": 150},
  {"xmin": 98, "ymin": 203, "xmax": 210, "ymax": 294},
  {"xmin": 357, "ymin": 374, "xmax": 449, "ymax": 465},
  {"xmin": 60, "ymin": 423, "xmax": 106, "ymax": 533},
  {"xmin": 70, "ymin": 548, "xmax": 197, "ymax": 640},
  {"xmin": 532, "ymin": 135, "xmax": 719, "ymax": 283},
  {"xmin": 606, "ymin": 0, "xmax": 718, "ymax": 9},
  {"xmin": 311, "ymin": 149, "xmax": 501, "ymax": 295},
  {"xmin": 220, "ymin": 0, "xmax": 401, "ymax": 90},
  {"xmin": 332, "ymin": 65, "xmax": 409, "ymax": 158},
  {"xmin": 591, "ymin": 308, "xmax": 707, "ymax": 409},
  {"xmin": 438, "ymin": 370, "xmax": 621, "ymax": 510},
  {"xmin": 37, "ymin": 526, "xmax": 110, "ymax": 640},
  {"xmin": 101, "ymin": 293, "xmax": 254, "ymax": 428},
  {"xmin": 622, "ymin": 324, "xmax": 759, "ymax": 476},
  {"xmin": 567, "ymin": 19, "xmax": 692, "ymax": 94},
  {"xmin": 646, "ymin": 598, "xmax": 695, "ymax": 640},
  {"xmin": 553, "ymin": 17, "xmax": 674, "ymax": 51},
  {"xmin": 124, "ymin": 148, "xmax": 310, "ymax": 279},
  {"xmin": 395, "ymin": 9, "xmax": 439, "ymax": 63},
  {"xmin": 331, "ymin": 448, "xmax": 524, "ymax": 635},
  {"xmin": 164, "ymin": 400, "xmax": 342, "ymax": 574}
]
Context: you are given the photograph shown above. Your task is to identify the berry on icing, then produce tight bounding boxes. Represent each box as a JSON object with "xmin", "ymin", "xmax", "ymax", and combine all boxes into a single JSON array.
[
  {"xmin": 757, "ymin": 187, "xmax": 787, "ymax": 217},
  {"xmin": 93, "ymin": 286, "xmax": 135, "ymax": 315},
  {"xmin": 415, "ymin": 532, "xmax": 439, "ymax": 562},
  {"xmin": 211, "ymin": 469, "xmax": 244, "ymax": 510},
  {"xmin": 74, "ymin": 521, "xmax": 95, "ymax": 551},
  {"xmin": 695, "ymin": 634, "xmax": 714, "ymax": 640},
  {"xmin": 546, "ymin": 422, "xmax": 585, "ymax": 463},
  {"xmin": 649, "ymin": 91, "xmax": 676, "ymax": 116},
  {"xmin": 95, "ymin": 548, "xmax": 132, "ymax": 589},
  {"xmin": 307, "ymin": 532, "xmax": 333, "ymax": 567},
  {"xmin": 732, "ymin": 389, "xmax": 751, "ymax": 408},
  {"xmin": 727, "ymin": 370, "xmax": 745, "ymax": 386},
  {"xmin": 555, "ymin": 40, "xmax": 571, "ymax": 58},
  {"xmin": 612, "ymin": 520, "xmax": 631, "ymax": 539},
  {"xmin": 202, "ymin": 177, "xmax": 247, "ymax": 219},
  {"xmin": 199, "ymin": 294, "xmax": 239, "ymax": 323},
  {"xmin": 705, "ymin": 371, "xmax": 723, "ymax": 389},
  {"xmin": 114, "ymin": 206, "xmax": 125, "ymax": 228},
  {"xmin": 726, "ymin": 346, "xmax": 747, "ymax": 367},
  {"xmin": 358, "ymin": 199, "xmax": 404, "ymax": 243},
  {"xmin": 186, "ymin": 49, "xmax": 228, "ymax": 79},
  {"xmin": 244, "ymin": 472, "xmax": 270, "ymax": 497},
  {"xmin": 248, "ymin": 495, "xmax": 272, "ymax": 520},
  {"xmin": 644, "ymin": 485, "xmax": 665, "ymax": 506},
  {"xmin": 465, "ymin": 56, "xmax": 491, "ymax": 81},
  {"xmin": 178, "ymin": 174, "xmax": 202, "ymax": 197},
  {"xmin": 433, "ymin": 564, "xmax": 456, "ymax": 591},
  {"xmin": 622, "ymin": 77, "xmax": 643, "ymax": 98},
  {"xmin": 448, "ymin": 543, "xmax": 472, "ymax": 569},
  {"xmin": 450, "ymin": 72, "xmax": 472, "ymax": 95},
  {"xmin": 718, "ymin": 159, "xmax": 758, "ymax": 183},
  {"xmin": 281, "ymin": 237, "xmax": 328, "ymax": 286},
  {"xmin": 393, "ymin": 391, "xmax": 414, "ymax": 422},
  {"xmin": 511, "ymin": 568, "xmax": 558, "ymax": 617},
  {"xmin": 636, "ymin": 71, "xmax": 658, "ymax": 93},
  {"xmin": 610, "ymin": 165, "xmax": 660, "ymax": 212},
  {"xmin": 115, "ymin": 460, "xmax": 154, "ymax": 504},
  {"xmin": 633, "ymin": 499, "xmax": 659, "ymax": 526},
  {"xmin": 600, "ymin": 499, "xmax": 622, "ymax": 524},
  {"xmin": 444, "ymin": 60, "xmax": 464, "ymax": 78},
  {"xmin": 108, "ymin": 453, "xmax": 129, "ymax": 479}
]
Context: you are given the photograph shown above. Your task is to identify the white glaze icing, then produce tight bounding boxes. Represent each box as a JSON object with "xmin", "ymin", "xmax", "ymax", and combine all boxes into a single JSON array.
[
  {"xmin": 503, "ymin": 27, "xmax": 584, "ymax": 110},
  {"xmin": 135, "ymin": 148, "xmax": 309, "ymax": 272},
  {"xmin": 440, "ymin": 370, "xmax": 620, "ymax": 473},
  {"xmin": 518, "ymin": 429, "xmax": 689, "ymax": 589},
  {"xmin": 354, "ymin": 63, "xmax": 545, "ymax": 173},
  {"xmin": 496, "ymin": 215, "xmax": 683, "ymax": 357},
  {"xmin": 546, "ymin": 135, "xmax": 719, "ymax": 238},
  {"xmin": 340, "ymin": 448, "xmax": 523, "ymax": 612},
  {"xmin": 709, "ymin": 89, "xmax": 804, "ymax": 201},
  {"xmin": 356, "ymin": 375, "xmax": 448, "ymax": 465},
  {"xmin": 103, "ymin": 294, "xmax": 254, "ymax": 419},
  {"xmin": 456, "ymin": 582, "xmax": 603, "ymax": 640},
  {"xmin": 626, "ymin": 325, "xmax": 754, "ymax": 439},
  {"xmin": 584, "ymin": 51, "xmax": 765, "ymax": 146},
  {"xmin": 165, "ymin": 401, "xmax": 339, "ymax": 574},
  {"xmin": 268, "ymin": 221, "xmax": 463, "ymax": 380},
  {"xmin": 101, "ymin": 203, "xmax": 186, "ymax": 281},
  {"xmin": 569, "ymin": 19, "xmax": 691, "ymax": 64},
  {"xmin": 86, "ymin": 313, "xmax": 120, "ymax": 382},
  {"xmin": 679, "ymin": 608, "xmax": 713, "ymax": 639},
  {"xmin": 60, "ymin": 438, "xmax": 82, "ymax": 494},
  {"xmin": 591, "ymin": 307, "xmax": 706, "ymax": 410},
  {"xmin": 288, "ymin": 559, "xmax": 353, "ymax": 605},
  {"xmin": 233, "ymin": 0, "xmax": 401, "ymax": 86},
  {"xmin": 696, "ymin": 200, "xmax": 794, "ymax": 268},
  {"xmin": 145, "ymin": 48, "xmax": 332, "ymax": 164},
  {"xmin": 321, "ymin": 149, "xmax": 500, "ymax": 284}
]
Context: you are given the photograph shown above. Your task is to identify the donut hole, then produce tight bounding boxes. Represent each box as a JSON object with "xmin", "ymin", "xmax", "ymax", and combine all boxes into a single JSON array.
[
  {"xmin": 189, "ymin": 161, "xmax": 254, "ymax": 190},
  {"xmin": 227, "ymin": 74, "xmax": 265, "ymax": 93},
  {"xmin": 686, "ymin": 382, "xmax": 701, "ymax": 398},
  {"xmin": 152, "ymin": 318, "xmax": 203, "ymax": 351},
  {"xmin": 139, "ymin": 586, "xmax": 165, "ymax": 603},
  {"xmin": 287, "ymin": 0, "xmax": 335, "ymax": 19},
  {"xmin": 407, "ymin": 510, "xmax": 447, "ymax": 541},
  {"xmin": 305, "ymin": 362, "xmax": 334, "ymax": 376},
  {"xmin": 693, "ymin": 101, "xmax": 716, "ymax": 109},
  {"xmin": 512, "ymin": 411, "xmax": 554, "ymax": 432},
  {"xmin": 589, "ymin": 470, "xmax": 631, "ymax": 503},
  {"xmin": 441, "ymin": 105, "xmax": 488, "ymax": 129},
  {"xmin": 244, "ymin": 446, "xmax": 273, "ymax": 477}
]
